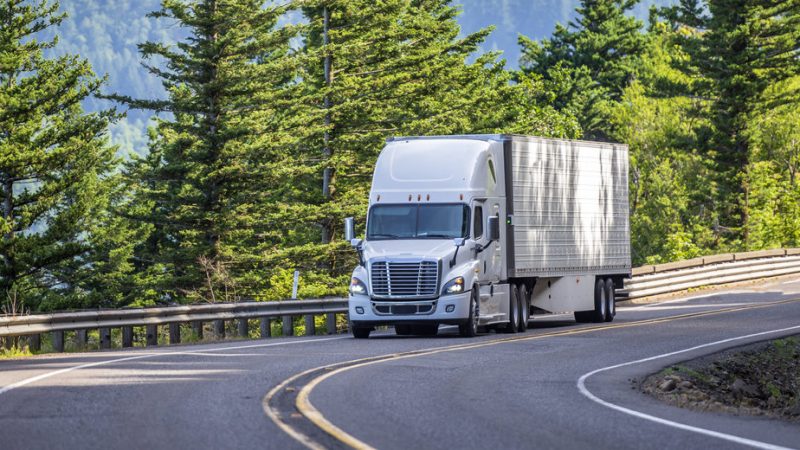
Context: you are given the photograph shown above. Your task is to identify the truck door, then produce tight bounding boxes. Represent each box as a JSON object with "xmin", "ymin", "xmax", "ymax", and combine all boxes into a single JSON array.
[{"xmin": 473, "ymin": 201, "xmax": 501, "ymax": 283}]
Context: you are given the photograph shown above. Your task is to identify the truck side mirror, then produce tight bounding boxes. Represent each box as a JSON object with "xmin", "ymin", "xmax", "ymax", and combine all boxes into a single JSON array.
[
  {"xmin": 344, "ymin": 217, "xmax": 355, "ymax": 241},
  {"xmin": 487, "ymin": 216, "xmax": 500, "ymax": 241}
]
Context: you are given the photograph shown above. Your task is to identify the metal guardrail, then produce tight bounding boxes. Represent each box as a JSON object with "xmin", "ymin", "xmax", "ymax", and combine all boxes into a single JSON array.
[
  {"xmin": 623, "ymin": 248, "xmax": 800, "ymax": 300},
  {"xmin": 1, "ymin": 249, "xmax": 798, "ymax": 354},
  {"xmin": 1, "ymin": 298, "xmax": 348, "ymax": 353}
]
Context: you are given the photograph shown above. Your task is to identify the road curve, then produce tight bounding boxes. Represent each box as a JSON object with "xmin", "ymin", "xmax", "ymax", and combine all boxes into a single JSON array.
[{"xmin": 1, "ymin": 278, "xmax": 799, "ymax": 450}]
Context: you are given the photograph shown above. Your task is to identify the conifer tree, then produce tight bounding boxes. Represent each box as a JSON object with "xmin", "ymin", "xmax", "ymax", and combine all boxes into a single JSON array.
[
  {"xmin": 117, "ymin": 0, "xmax": 301, "ymax": 302},
  {"xmin": 663, "ymin": 0, "xmax": 800, "ymax": 243},
  {"xmin": 260, "ymin": 0, "xmax": 575, "ymax": 296},
  {"xmin": 519, "ymin": 0, "xmax": 646, "ymax": 138},
  {"xmin": 0, "ymin": 0, "xmax": 122, "ymax": 311}
]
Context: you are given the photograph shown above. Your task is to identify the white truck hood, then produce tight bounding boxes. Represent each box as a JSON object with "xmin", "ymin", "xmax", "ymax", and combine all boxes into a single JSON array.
[{"xmin": 362, "ymin": 239, "xmax": 457, "ymax": 263}]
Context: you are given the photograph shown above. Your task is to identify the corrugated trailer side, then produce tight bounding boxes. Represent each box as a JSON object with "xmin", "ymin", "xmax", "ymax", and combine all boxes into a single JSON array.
[{"xmin": 505, "ymin": 136, "xmax": 631, "ymax": 278}]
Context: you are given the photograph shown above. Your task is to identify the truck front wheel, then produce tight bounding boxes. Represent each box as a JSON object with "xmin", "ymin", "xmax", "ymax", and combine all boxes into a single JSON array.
[{"xmin": 459, "ymin": 288, "xmax": 479, "ymax": 337}]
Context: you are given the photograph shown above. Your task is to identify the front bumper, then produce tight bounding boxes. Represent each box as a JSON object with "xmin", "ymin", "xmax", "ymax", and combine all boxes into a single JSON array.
[{"xmin": 349, "ymin": 292, "xmax": 471, "ymax": 327}]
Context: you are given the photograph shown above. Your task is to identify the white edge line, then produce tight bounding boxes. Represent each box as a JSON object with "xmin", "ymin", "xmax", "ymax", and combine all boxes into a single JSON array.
[
  {"xmin": 0, "ymin": 335, "xmax": 348, "ymax": 396},
  {"xmin": 782, "ymin": 280, "xmax": 800, "ymax": 285},
  {"xmin": 577, "ymin": 324, "xmax": 800, "ymax": 450}
]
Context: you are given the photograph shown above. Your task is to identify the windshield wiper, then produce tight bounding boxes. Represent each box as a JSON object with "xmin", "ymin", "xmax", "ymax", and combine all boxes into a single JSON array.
[
  {"xmin": 417, "ymin": 233, "xmax": 455, "ymax": 238},
  {"xmin": 369, "ymin": 233, "xmax": 404, "ymax": 239}
]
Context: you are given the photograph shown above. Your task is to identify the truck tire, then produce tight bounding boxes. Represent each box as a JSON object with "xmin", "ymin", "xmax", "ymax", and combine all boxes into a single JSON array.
[
  {"xmin": 395, "ymin": 325, "xmax": 413, "ymax": 336},
  {"xmin": 505, "ymin": 285, "xmax": 520, "ymax": 333},
  {"xmin": 352, "ymin": 327, "xmax": 371, "ymax": 339},
  {"xmin": 592, "ymin": 278, "xmax": 607, "ymax": 323},
  {"xmin": 518, "ymin": 283, "xmax": 529, "ymax": 332},
  {"xmin": 604, "ymin": 278, "xmax": 616, "ymax": 322},
  {"xmin": 459, "ymin": 288, "xmax": 479, "ymax": 337}
]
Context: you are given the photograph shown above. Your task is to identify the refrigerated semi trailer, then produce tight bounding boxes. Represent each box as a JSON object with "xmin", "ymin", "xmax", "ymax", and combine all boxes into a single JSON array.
[{"xmin": 344, "ymin": 134, "xmax": 631, "ymax": 338}]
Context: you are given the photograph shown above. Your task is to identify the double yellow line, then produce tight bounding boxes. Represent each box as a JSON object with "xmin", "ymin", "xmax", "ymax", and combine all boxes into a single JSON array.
[{"xmin": 263, "ymin": 298, "xmax": 798, "ymax": 450}]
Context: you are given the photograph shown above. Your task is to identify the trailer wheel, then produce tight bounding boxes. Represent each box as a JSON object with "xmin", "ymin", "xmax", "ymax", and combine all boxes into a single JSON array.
[
  {"xmin": 518, "ymin": 283, "xmax": 529, "ymax": 332},
  {"xmin": 592, "ymin": 278, "xmax": 607, "ymax": 323},
  {"xmin": 459, "ymin": 288, "xmax": 479, "ymax": 337},
  {"xmin": 352, "ymin": 327, "xmax": 371, "ymax": 339},
  {"xmin": 505, "ymin": 285, "xmax": 520, "ymax": 333},
  {"xmin": 604, "ymin": 279, "xmax": 616, "ymax": 322}
]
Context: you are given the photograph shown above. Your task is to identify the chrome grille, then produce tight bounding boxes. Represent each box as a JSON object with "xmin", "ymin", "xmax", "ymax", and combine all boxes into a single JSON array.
[{"xmin": 370, "ymin": 260, "xmax": 439, "ymax": 298}]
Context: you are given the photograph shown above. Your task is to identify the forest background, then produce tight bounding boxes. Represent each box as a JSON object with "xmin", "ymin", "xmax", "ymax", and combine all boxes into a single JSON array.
[{"xmin": 1, "ymin": 0, "xmax": 798, "ymax": 313}]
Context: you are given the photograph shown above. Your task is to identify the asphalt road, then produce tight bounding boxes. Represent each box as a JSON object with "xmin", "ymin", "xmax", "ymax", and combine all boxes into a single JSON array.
[{"xmin": 1, "ymin": 278, "xmax": 799, "ymax": 450}]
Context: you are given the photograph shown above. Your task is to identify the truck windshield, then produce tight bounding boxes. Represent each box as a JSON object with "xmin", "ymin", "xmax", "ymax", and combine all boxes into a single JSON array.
[{"xmin": 367, "ymin": 204, "xmax": 469, "ymax": 240}]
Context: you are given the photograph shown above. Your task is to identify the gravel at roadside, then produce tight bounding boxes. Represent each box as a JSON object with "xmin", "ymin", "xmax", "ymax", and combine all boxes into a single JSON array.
[{"xmin": 640, "ymin": 335, "xmax": 800, "ymax": 423}]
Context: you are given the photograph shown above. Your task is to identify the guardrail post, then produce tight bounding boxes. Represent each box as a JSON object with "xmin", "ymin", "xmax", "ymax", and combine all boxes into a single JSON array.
[
  {"xmin": 192, "ymin": 321, "xmax": 203, "ymax": 340},
  {"xmin": 122, "ymin": 326, "xmax": 134, "ymax": 348},
  {"xmin": 282, "ymin": 315, "xmax": 293, "ymax": 337},
  {"xmin": 52, "ymin": 330, "xmax": 64, "ymax": 352},
  {"xmin": 28, "ymin": 334, "xmax": 41, "ymax": 352},
  {"xmin": 238, "ymin": 319, "xmax": 249, "ymax": 338},
  {"xmin": 146, "ymin": 325, "xmax": 158, "ymax": 346},
  {"xmin": 99, "ymin": 328, "xmax": 111, "ymax": 349},
  {"xmin": 304, "ymin": 314, "xmax": 315, "ymax": 336},
  {"xmin": 326, "ymin": 313, "xmax": 336, "ymax": 334},
  {"xmin": 76, "ymin": 329, "xmax": 88, "ymax": 350},
  {"xmin": 214, "ymin": 320, "xmax": 225, "ymax": 339},
  {"xmin": 169, "ymin": 323, "xmax": 181, "ymax": 344},
  {"xmin": 260, "ymin": 318, "xmax": 271, "ymax": 338}
]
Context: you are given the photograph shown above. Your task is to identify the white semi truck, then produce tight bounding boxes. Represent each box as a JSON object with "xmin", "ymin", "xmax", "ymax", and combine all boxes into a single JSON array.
[{"xmin": 344, "ymin": 134, "xmax": 631, "ymax": 338}]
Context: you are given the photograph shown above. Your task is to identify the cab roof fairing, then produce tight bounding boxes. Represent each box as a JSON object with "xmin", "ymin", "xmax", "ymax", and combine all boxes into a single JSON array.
[{"xmin": 368, "ymin": 138, "xmax": 498, "ymax": 205}]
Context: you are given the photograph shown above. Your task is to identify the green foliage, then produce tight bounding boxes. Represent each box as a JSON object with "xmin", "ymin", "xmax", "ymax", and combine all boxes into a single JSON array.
[
  {"xmin": 116, "ymin": 0, "xmax": 302, "ymax": 303},
  {"xmin": 743, "ymin": 78, "xmax": 800, "ymax": 250},
  {"xmin": 519, "ymin": 0, "xmax": 647, "ymax": 138},
  {"xmin": 663, "ymin": 0, "xmax": 800, "ymax": 234},
  {"xmin": 0, "ymin": 0, "xmax": 129, "ymax": 311},
  {"xmin": 0, "ymin": 343, "xmax": 32, "ymax": 359},
  {"xmin": 606, "ymin": 3, "xmax": 800, "ymax": 263},
  {"xmin": 608, "ymin": 26, "xmax": 720, "ymax": 264}
]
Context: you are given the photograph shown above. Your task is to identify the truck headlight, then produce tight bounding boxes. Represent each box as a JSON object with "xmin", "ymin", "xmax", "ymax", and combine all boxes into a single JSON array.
[
  {"xmin": 349, "ymin": 277, "xmax": 367, "ymax": 295},
  {"xmin": 442, "ymin": 276, "xmax": 465, "ymax": 295}
]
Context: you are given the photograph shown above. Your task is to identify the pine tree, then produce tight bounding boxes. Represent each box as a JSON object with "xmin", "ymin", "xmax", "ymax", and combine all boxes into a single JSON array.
[
  {"xmin": 116, "ymin": 0, "xmax": 301, "ymax": 302},
  {"xmin": 0, "ymin": 0, "xmax": 122, "ymax": 311},
  {"xmin": 519, "ymin": 0, "xmax": 646, "ymax": 138},
  {"xmin": 663, "ymin": 0, "xmax": 800, "ymax": 244}
]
